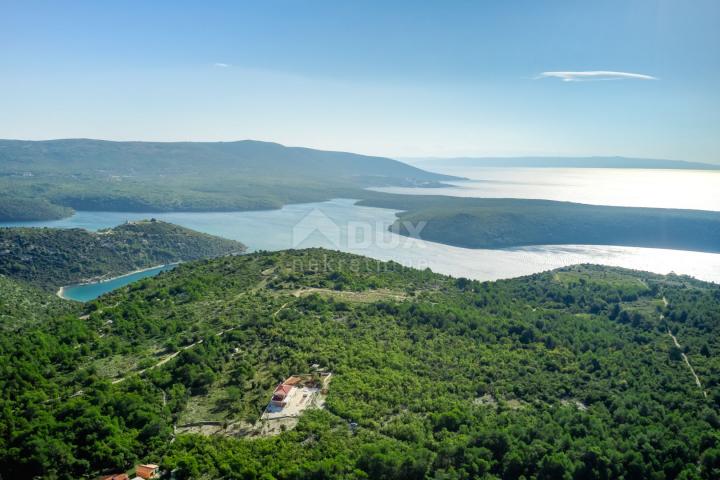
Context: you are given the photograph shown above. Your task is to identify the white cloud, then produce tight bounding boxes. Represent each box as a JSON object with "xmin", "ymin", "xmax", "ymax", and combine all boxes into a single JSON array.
[
  {"xmin": 538, "ymin": 71, "xmax": 657, "ymax": 82},
  {"xmin": 213, "ymin": 63, "xmax": 230, "ymax": 68}
]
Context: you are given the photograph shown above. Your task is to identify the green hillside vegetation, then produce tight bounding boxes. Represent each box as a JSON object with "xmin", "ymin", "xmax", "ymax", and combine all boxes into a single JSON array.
[
  {"xmin": 0, "ymin": 220, "xmax": 245, "ymax": 290},
  {"xmin": 0, "ymin": 139, "xmax": 456, "ymax": 180},
  {"xmin": 0, "ymin": 275, "xmax": 76, "ymax": 331},
  {"xmin": 1, "ymin": 249, "xmax": 719, "ymax": 479},
  {"xmin": 0, "ymin": 193, "xmax": 74, "ymax": 221},
  {"xmin": 0, "ymin": 139, "xmax": 456, "ymax": 220},
  {"xmin": 359, "ymin": 195, "xmax": 720, "ymax": 253}
]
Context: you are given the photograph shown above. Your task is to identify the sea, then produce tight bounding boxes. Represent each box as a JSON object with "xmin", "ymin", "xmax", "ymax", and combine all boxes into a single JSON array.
[{"xmin": 3, "ymin": 167, "xmax": 719, "ymax": 300}]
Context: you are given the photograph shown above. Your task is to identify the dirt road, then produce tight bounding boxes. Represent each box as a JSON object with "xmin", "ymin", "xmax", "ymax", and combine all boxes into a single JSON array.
[{"xmin": 662, "ymin": 297, "xmax": 707, "ymax": 398}]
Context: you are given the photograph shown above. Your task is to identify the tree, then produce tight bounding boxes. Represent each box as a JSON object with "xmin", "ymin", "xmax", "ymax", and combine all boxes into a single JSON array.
[{"xmin": 537, "ymin": 452, "xmax": 573, "ymax": 480}]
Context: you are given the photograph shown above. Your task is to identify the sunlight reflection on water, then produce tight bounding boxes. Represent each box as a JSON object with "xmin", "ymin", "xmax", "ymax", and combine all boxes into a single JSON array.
[
  {"xmin": 373, "ymin": 167, "xmax": 720, "ymax": 211},
  {"xmin": 3, "ymin": 198, "xmax": 720, "ymax": 286}
]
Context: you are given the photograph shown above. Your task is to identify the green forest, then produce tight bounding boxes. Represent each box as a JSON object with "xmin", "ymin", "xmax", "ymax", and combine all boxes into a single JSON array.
[
  {"xmin": 0, "ymin": 139, "xmax": 454, "ymax": 221},
  {"xmin": 1, "ymin": 249, "xmax": 719, "ymax": 479},
  {"xmin": 0, "ymin": 221, "xmax": 245, "ymax": 290},
  {"xmin": 0, "ymin": 193, "xmax": 74, "ymax": 221}
]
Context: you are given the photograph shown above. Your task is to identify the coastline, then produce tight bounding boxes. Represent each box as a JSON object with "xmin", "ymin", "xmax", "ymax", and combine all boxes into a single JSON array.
[
  {"xmin": 56, "ymin": 285, "xmax": 68, "ymax": 300},
  {"xmin": 56, "ymin": 263, "xmax": 179, "ymax": 301}
]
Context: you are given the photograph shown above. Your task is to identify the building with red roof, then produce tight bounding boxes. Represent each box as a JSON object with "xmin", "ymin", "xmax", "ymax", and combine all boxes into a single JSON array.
[
  {"xmin": 135, "ymin": 464, "xmax": 160, "ymax": 479},
  {"xmin": 271, "ymin": 383, "xmax": 295, "ymax": 407}
]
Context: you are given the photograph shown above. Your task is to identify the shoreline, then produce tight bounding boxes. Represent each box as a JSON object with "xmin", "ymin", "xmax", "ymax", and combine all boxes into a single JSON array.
[
  {"xmin": 56, "ymin": 263, "xmax": 179, "ymax": 300},
  {"xmin": 56, "ymin": 285, "xmax": 68, "ymax": 300}
]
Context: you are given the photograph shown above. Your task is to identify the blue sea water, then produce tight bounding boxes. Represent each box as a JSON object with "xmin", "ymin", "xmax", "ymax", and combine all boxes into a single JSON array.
[
  {"xmin": 3, "ymin": 196, "xmax": 720, "ymax": 302},
  {"xmin": 59, "ymin": 264, "xmax": 177, "ymax": 302}
]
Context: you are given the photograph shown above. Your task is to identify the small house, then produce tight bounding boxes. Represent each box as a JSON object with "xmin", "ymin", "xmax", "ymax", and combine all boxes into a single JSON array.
[
  {"xmin": 271, "ymin": 383, "xmax": 294, "ymax": 407},
  {"xmin": 135, "ymin": 464, "xmax": 160, "ymax": 479}
]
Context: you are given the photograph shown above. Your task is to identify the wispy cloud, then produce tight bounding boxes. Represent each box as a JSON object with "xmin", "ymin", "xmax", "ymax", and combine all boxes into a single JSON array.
[
  {"xmin": 213, "ymin": 62, "xmax": 230, "ymax": 68},
  {"xmin": 538, "ymin": 71, "xmax": 657, "ymax": 82}
]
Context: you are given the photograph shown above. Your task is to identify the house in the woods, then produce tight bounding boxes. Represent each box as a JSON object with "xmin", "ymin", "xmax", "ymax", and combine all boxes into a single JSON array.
[
  {"xmin": 270, "ymin": 383, "xmax": 295, "ymax": 407},
  {"xmin": 135, "ymin": 464, "xmax": 160, "ymax": 479}
]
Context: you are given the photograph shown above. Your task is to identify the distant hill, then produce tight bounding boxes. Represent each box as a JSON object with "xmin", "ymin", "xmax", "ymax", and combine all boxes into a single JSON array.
[
  {"xmin": 0, "ymin": 139, "xmax": 457, "ymax": 221},
  {"xmin": 407, "ymin": 156, "xmax": 720, "ymax": 170},
  {"xmin": 0, "ymin": 193, "xmax": 73, "ymax": 221},
  {"xmin": 0, "ymin": 220, "xmax": 245, "ymax": 290},
  {"xmin": 0, "ymin": 138, "xmax": 456, "ymax": 181},
  {"xmin": 360, "ymin": 194, "xmax": 720, "ymax": 253}
]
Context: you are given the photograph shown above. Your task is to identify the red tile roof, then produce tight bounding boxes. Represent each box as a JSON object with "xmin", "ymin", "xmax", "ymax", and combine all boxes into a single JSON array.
[
  {"xmin": 273, "ymin": 383, "xmax": 293, "ymax": 399},
  {"xmin": 135, "ymin": 464, "xmax": 159, "ymax": 479}
]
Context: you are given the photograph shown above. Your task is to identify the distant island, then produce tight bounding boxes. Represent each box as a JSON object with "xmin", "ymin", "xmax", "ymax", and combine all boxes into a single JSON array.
[
  {"xmin": 406, "ymin": 156, "xmax": 720, "ymax": 170},
  {"xmin": 0, "ymin": 220, "xmax": 245, "ymax": 290}
]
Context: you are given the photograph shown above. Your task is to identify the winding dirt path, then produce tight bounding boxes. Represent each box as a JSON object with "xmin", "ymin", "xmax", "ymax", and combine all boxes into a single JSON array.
[
  {"xmin": 662, "ymin": 297, "xmax": 708, "ymax": 398},
  {"xmin": 272, "ymin": 302, "xmax": 290, "ymax": 318},
  {"xmin": 667, "ymin": 329, "xmax": 707, "ymax": 398},
  {"xmin": 111, "ymin": 325, "xmax": 242, "ymax": 384},
  {"xmin": 111, "ymin": 344, "xmax": 191, "ymax": 384}
]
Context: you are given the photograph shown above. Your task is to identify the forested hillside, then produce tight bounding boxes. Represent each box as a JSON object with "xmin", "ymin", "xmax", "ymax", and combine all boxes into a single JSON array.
[
  {"xmin": 0, "ymin": 139, "xmax": 455, "ymax": 181},
  {"xmin": 0, "ymin": 139, "xmax": 455, "ymax": 220},
  {"xmin": 0, "ymin": 193, "xmax": 74, "ymax": 221},
  {"xmin": 1, "ymin": 249, "xmax": 719, "ymax": 479},
  {"xmin": 0, "ymin": 220, "xmax": 245, "ymax": 290},
  {"xmin": 0, "ymin": 275, "xmax": 77, "ymax": 330},
  {"xmin": 360, "ymin": 194, "xmax": 720, "ymax": 253}
]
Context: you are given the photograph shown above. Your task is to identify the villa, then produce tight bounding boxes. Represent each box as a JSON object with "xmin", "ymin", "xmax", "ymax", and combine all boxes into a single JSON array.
[
  {"xmin": 135, "ymin": 464, "xmax": 160, "ymax": 479},
  {"xmin": 270, "ymin": 383, "xmax": 295, "ymax": 407}
]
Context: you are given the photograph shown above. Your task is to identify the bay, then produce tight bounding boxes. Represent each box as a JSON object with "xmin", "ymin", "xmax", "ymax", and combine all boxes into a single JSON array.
[
  {"xmin": 58, "ymin": 264, "xmax": 177, "ymax": 302},
  {"xmin": 4, "ymin": 198, "xmax": 720, "ymax": 294}
]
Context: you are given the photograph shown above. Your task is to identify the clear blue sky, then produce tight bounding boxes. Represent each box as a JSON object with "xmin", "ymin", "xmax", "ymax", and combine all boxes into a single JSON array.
[{"xmin": 1, "ymin": 0, "xmax": 719, "ymax": 162}]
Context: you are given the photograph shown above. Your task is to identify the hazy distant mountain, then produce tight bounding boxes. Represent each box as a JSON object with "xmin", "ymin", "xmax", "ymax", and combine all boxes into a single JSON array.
[
  {"xmin": 0, "ymin": 139, "xmax": 458, "ymax": 221},
  {"xmin": 405, "ymin": 156, "xmax": 720, "ymax": 170},
  {"xmin": 0, "ymin": 139, "xmax": 457, "ymax": 182}
]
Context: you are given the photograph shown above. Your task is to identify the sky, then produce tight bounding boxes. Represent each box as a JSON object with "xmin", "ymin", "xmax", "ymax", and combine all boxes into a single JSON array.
[{"xmin": 1, "ymin": 0, "xmax": 719, "ymax": 163}]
